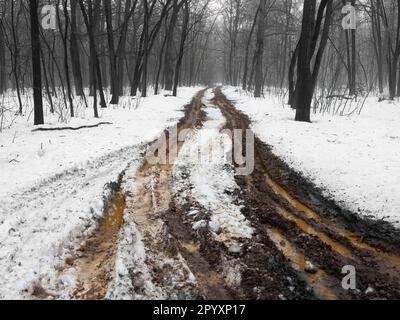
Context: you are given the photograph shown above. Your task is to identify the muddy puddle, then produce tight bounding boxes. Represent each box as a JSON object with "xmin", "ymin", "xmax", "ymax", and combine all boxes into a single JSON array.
[
  {"xmin": 265, "ymin": 174, "xmax": 400, "ymax": 270},
  {"xmin": 102, "ymin": 196, "xmax": 126, "ymax": 230},
  {"xmin": 264, "ymin": 225, "xmax": 338, "ymax": 300}
]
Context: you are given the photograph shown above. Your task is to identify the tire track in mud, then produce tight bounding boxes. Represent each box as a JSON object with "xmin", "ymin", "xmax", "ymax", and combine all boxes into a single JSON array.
[
  {"xmin": 213, "ymin": 87, "xmax": 400, "ymax": 300},
  {"xmin": 72, "ymin": 191, "xmax": 126, "ymax": 299},
  {"xmin": 68, "ymin": 91, "xmax": 200, "ymax": 299},
  {"xmin": 113, "ymin": 91, "xmax": 236, "ymax": 299},
  {"xmin": 70, "ymin": 88, "xmax": 400, "ymax": 300},
  {"xmin": 71, "ymin": 90, "xmax": 237, "ymax": 300},
  {"xmin": 70, "ymin": 89, "xmax": 311, "ymax": 300}
]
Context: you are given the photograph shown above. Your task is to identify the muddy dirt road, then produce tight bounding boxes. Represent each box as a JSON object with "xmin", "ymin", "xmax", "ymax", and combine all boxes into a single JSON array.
[{"xmin": 68, "ymin": 88, "xmax": 400, "ymax": 300}]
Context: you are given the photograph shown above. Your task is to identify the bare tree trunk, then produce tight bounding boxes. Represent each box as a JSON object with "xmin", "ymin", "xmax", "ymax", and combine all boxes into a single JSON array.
[
  {"xmin": 350, "ymin": 0, "xmax": 356, "ymax": 95},
  {"xmin": 288, "ymin": 42, "xmax": 299, "ymax": 107},
  {"xmin": 173, "ymin": 1, "xmax": 189, "ymax": 96},
  {"xmin": 385, "ymin": 0, "xmax": 400, "ymax": 100},
  {"xmin": 40, "ymin": 45, "xmax": 54, "ymax": 114},
  {"xmin": 79, "ymin": 0, "xmax": 107, "ymax": 110},
  {"xmin": 254, "ymin": 0, "xmax": 266, "ymax": 98},
  {"xmin": 141, "ymin": 0, "xmax": 149, "ymax": 97},
  {"xmin": 30, "ymin": 0, "xmax": 44, "ymax": 125},
  {"xmin": 371, "ymin": 0, "xmax": 384, "ymax": 94},
  {"xmin": 116, "ymin": 0, "xmax": 136, "ymax": 96},
  {"xmin": 228, "ymin": 0, "xmax": 241, "ymax": 86},
  {"xmin": 104, "ymin": 0, "xmax": 119, "ymax": 104},
  {"xmin": 11, "ymin": 1, "xmax": 23, "ymax": 114},
  {"xmin": 0, "ymin": 25, "xmax": 5, "ymax": 93},
  {"xmin": 155, "ymin": 21, "xmax": 169, "ymax": 95},
  {"xmin": 280, "ymin": 0, "xmax": 292, "ymax": 89},
  {"xmin": 242, "ymin": 7, "xmax": 259, "ymax": 90},
  {"xmin": 163, "ymin": 0, "xmax": 181, "ymax": 91},
  {"xmin": 57, "ymin": 0, "xmax": 75, "ymax": 117},
  {"xmin": 70, "ymin": 0, "xmax": 84, "ymax": 96},
  {"xmin": 295, "ymin": 0, "xmax": 332, "ymax": 122},
  {"xmin": 0, "ymin": 7, "xmax": 6, "ymax": 94},
  {"xmin": 295, "ymin": 0, "xmax": 314, "ymax": 122}
]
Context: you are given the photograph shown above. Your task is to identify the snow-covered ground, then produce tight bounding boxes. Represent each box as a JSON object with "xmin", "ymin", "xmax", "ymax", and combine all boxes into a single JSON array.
[
  {"xmin": 223, "ymin": 87, "xmax": 400, "ymax": 227},
  {"xmin": 0, "ymin": 87, "xmax": 201, "ymax": 299},
  {"xmin": 0, "ymin": 89, "xmax": 200, "ymax": 195}
]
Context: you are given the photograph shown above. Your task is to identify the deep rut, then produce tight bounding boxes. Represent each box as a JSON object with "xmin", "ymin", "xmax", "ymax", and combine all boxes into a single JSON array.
[
  {"xmin": 71, "ymin": 90, "xmax": 235, "ymax": 300},
  {"xmin": 118, "ymin": 90, "xmax": 235, "ymax": 298},
  {"xmin": 69, "ymin": 88, "xmax": 400, "ymax": 300},
  {"xmin": 213, "ymin": 88, "xmax": 400, "ymax": 300}
]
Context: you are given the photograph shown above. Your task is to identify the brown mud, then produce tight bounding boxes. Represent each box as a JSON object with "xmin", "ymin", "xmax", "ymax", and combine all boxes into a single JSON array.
[
  {"xmin": 68, "ymin": 88, "xmax": 400, "ymax": 300},
  {"xmin": 214, "ymin": 87, "xmax": 400, "ymax": 300}
]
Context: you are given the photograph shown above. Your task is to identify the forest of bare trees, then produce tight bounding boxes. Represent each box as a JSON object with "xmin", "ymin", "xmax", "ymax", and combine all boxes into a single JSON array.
[
  {"xmin": 220, "ymin": 0, "xmax": 400, "ymax": 121},
  {"xmin": 1, "ymin": 0, "xmax": 400, "ymax": 125},
  {"xmin": 0, "ymin": 0, "xmax": 216, "ymax": 125}
]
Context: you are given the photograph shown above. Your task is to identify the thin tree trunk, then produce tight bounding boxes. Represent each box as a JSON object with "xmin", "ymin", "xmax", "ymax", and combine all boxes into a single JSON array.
[
  {"xmin": 280, "ymin": 0, "xmax": 292, "ymax": 89},
  {"xmin": 79, "ymin": 0, "xmax": 107, "ymax": 110},
  {"xmin": 116, "ymin": 0, "xmax": 136, "ymax": 96},
  {"xmin": 0, "ymin": 23, "xmax": 6, "ymax": 93},
  {"xmin": 155, "ymin": 22, "xmax": 169, "ymax": 95},
  {"xmin": 57, "ymin": 0, "xmax": 75, "ymax": 117},
  {"xmin": 104, "ymin": 0, "xmax": 119, "ymax": 104},
  {"xmin": 254, "ymin": 0, "xmax": 266, "ymax": 98},
  {"xmin": 70, "ymin": 0, "xmax": 84, "ymax": 96},
  {"xmin": 163, "ymin": 0, "xmax": 181, "ymax": 91},
  {"xmin": 141, "ymin": 0, "xmax": 149, "ymax": 97},
  {"xmin": 242, "ymin": 7, "xmax": 259, "ymax": 90},
  {"xmin": 350, "ymin": 0, "xmax": 356, "ymax": 95},
  {"xmin": 173, "ymin": 1, "xmax": 189, "ymax": 97},
  {"xmin": 288, "ymin": 42, "xmax": 299, "ymax": 107},
  {"xmin": 30, "ymin": 0, "xmax": 44, "ymax": 125},
  {"xmin": 11, "ymin": 1, "xmax": 23, "ymax": 114}
]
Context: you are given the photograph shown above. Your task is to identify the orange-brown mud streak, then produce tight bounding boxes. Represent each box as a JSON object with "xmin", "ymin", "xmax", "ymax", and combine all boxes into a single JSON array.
[
  {"xmin": 213, "ymin": 87, "xmax": 400, "ymax": 300},
  {"xmin": 70, "ymin": 90, "xmax": 212, "ymax": 300},
  {"xmin": 72, "ymin": 191, "xmax": 126, "ymax": 299}
]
